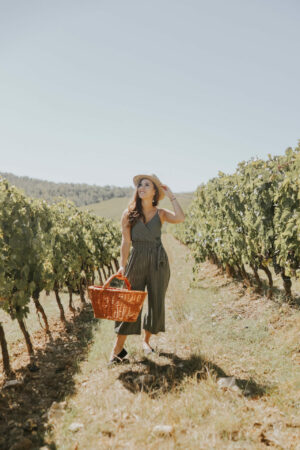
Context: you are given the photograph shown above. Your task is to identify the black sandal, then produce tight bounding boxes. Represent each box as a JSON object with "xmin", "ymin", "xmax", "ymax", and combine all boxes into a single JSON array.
[
  {"xmin": 107, "ymin": 348, "xmax": 129, "ymax": 366},
  {"xmin": 117, "ymin": 348, "xmax": 128, "ymax": 360}
]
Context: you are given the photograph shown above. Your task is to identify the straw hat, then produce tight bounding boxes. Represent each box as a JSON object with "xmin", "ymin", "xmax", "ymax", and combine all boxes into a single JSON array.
[{"xmin": 133, "ymin": 173, "xmax": 165, "ymax": 201}]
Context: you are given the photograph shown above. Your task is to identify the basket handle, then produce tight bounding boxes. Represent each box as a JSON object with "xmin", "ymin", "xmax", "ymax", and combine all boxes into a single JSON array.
[{"xmin": 103, "ymin": 273, "xmax": 132, "ymax": 290}]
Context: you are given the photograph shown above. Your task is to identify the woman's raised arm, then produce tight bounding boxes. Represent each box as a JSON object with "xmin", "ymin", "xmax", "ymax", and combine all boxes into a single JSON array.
[{"xmin": 159, "ymin": 185, "xmax": 185, "ymax": 224}]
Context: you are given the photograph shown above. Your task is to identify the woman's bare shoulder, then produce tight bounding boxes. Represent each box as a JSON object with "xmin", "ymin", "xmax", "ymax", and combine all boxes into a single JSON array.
[
  {"xmin": 121, "ymin": 208, "xmax": 130, "ymax": 225},
  {"xmin": 157, "ymin": 208, "xmax": 166, "ymax": 223},
  {"xmin": 121, "ymin": 207, "xmax": 129, "ymax": 217}
]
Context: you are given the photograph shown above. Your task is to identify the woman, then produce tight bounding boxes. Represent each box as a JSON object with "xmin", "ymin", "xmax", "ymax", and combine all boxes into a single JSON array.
[{"xmin": 109, "ymin": 174, "xmax": 185, "ymax": 365}]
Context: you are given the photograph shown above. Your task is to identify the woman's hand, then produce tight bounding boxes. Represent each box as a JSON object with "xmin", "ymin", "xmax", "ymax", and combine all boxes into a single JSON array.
[
  {"xmin": 117, "ymin": 266, "xmax": 125, "ymax": 276},
  {"xmin": 161, "ymin": 184, "xmax": 174, "ymax": 200}
]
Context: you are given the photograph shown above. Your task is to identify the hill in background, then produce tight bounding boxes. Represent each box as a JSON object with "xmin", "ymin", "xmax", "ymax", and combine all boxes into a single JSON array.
[
  {"xmin": 0, "ymin": 171, "xmax": 194, "ymax": 216},
  {"xmin": 0, "ymin": 172, "xmax": 133, "ymax": 206},
  {"xmin": 81, "ymin": 192, "xmax": 194, "ymax": 221}
]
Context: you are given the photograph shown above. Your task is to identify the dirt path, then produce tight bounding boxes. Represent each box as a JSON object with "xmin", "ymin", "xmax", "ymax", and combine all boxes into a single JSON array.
[{"xmin": 1, "ymin": 234, "xmax": 300, "ymax": 449}]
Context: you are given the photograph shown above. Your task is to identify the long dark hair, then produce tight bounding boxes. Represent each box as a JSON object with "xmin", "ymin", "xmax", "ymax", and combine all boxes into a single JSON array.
[{"xmin": 128, "ymin": 181, "xmax": 159, "ymax": 228}]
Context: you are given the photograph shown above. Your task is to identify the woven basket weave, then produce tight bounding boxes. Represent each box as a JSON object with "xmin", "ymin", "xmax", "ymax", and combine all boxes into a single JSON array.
[{"xmin": 88, "ymin": 273, "xmax": 147, "ymax": 322}]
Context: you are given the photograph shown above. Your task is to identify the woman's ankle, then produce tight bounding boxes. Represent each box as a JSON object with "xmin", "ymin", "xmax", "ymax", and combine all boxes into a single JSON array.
[
  {"xmin": 112, "ymin": 346, "xmax": 123, "ymax": 357},
  {"xmin": 113, "ymin": 335, "xmax": 127, "ymax": 357},
  {"xmin": 144, "ymin": 330, "xmax": 152, "ymax": 343}
]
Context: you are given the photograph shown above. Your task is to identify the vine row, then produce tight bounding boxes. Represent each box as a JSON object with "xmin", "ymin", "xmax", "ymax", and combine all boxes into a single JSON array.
[
  {"xmin": 0, "ymin": 178, "xmax": 121, "ymax": 377},
  {"xmin": 174, "ymin": 144, "xmax": 300, "ymax": 299}
]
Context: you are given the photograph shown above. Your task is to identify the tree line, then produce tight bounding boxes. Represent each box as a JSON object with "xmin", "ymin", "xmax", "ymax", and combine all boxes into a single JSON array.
[
  {"xmin": 174, "ymin": 144, "xmax": 300, "ymax": 299},
  {"xmin": 0, "ymin": 172, "xmax": 133, "ymax": 206},
  {"xmin": 0, "ymin": 178, "xmax": 122, "ymax": 377}
]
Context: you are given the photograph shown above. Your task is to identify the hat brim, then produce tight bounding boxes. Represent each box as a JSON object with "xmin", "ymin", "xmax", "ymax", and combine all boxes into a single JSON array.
[{"xmin": 133, "ymin": 174, "xmax": 165, "ymax": 201}]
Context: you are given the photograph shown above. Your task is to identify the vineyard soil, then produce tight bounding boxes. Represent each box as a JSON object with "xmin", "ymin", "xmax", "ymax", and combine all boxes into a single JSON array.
[{"xmin": 1, "ymin": 234, "xmax": 300, "ymax": 449}]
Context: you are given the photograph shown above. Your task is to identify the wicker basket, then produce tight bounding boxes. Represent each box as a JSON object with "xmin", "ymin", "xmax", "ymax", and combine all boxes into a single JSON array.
[{"xmin": 88, "ymin": 273, "xmax": 147, "ymax": 322}]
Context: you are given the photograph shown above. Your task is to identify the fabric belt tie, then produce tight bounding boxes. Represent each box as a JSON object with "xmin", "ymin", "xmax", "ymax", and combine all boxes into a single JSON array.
[{"xmin": 132, "ymin": 241, "xmax": 166, "ymax": 270}]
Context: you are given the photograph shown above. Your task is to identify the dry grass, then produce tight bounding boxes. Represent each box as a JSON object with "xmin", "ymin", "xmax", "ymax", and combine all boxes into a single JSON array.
[
  {"xmin": 0, "ymin": 291, "xmax": 82, "ymax": 353},
  {"xmin": 41, "ymin": 235, "xmax": 300, "ymax": 449}
]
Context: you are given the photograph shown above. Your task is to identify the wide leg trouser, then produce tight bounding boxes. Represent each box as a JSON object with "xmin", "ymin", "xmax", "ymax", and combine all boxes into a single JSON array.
[{"xmin": 114, "ymin": 245, "xmax": 170, "ymax": 335}]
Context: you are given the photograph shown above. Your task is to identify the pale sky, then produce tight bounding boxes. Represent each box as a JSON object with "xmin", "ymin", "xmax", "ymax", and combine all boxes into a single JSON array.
[{"xmin": 0, "ymin": 0, "xmax": 299, "ymax": 192}]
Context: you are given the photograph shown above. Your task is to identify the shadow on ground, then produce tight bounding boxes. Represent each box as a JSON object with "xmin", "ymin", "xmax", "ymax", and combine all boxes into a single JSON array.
[
  {"xmin": 0, "ymin": 304, "xmax": 97, "ymax": 450},
  {"xmin": 118, "ymin": 352, "xmax": 269, "ymax": 399},
  {"xmin": 260, "ymin": 281, "xmax": 300, "ymax": 309},
  {"xmin": 193, "ymin": 273, "xmax": 300, "ymax": 310}
]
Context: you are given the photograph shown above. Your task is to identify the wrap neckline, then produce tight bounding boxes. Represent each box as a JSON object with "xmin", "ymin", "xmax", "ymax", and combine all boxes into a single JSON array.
[{"xmin": 138, "ymin": 209, "xmax": 159, "ymax": 226}]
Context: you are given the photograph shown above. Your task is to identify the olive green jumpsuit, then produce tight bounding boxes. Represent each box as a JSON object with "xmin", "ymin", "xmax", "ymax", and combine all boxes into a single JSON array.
[{"xmin": 115, "ymin": 210, "xmax": 170, "ymax": 335}]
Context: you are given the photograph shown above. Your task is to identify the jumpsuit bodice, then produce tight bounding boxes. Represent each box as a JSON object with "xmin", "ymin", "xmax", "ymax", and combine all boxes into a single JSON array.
[{"xmin": 129, "ymin": 210, "xmax": 168, "ymax": 270}]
